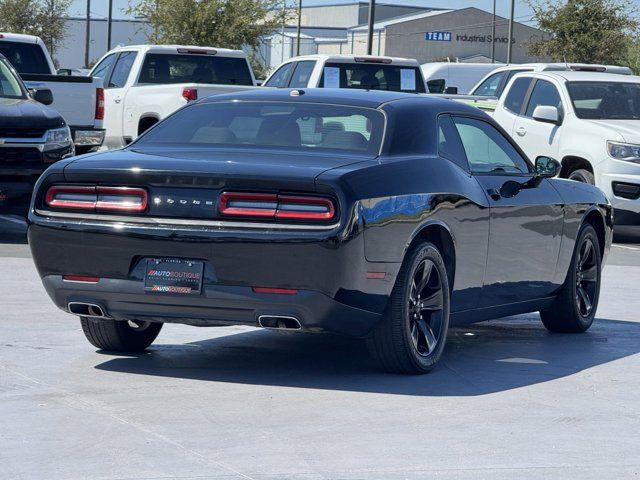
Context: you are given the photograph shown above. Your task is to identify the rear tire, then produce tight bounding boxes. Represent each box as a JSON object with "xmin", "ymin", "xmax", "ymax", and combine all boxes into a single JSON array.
[
  {"xmin": 540, "ymin": 224, "xmax": 601, "ymax": 333},
  {"xmin": 367, "ymin": 242, "xmax": 450, "ymax": 374},
  {"xmin": 568, "ymin": 169, "xmax": 594, "ymax": 185},
  {"xmin": 80, "ymin": 318, "xmax": 163, "ymax": 352}
]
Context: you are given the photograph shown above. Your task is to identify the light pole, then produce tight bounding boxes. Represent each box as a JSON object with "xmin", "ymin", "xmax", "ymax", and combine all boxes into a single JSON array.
[
  {"xmin": 84, "ymin": 0, "xmax": 91, "ymax": 68},
  {"xmin": 366, "ymin": 0, "xmax": 376, "ymax": 55},
  {"xmin": 296, "ymin": 0, "xmax": 302, "ymax": 56},
  {"xmin": 491, "ymin": 0, "xmax": 496, "ymax": 63},
  {"xmin": 507, "ymin": 0, "xmax": 515, "ymax": 63},
  {"xmin": 107, "ymin": 0, "xmax": 113, "ymax": 50}
]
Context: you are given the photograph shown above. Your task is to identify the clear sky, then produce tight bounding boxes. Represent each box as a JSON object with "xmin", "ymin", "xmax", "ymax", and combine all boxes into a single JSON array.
[{"xmin": 69, "ymin": 0, "xmax": 535, "ymax": 24}]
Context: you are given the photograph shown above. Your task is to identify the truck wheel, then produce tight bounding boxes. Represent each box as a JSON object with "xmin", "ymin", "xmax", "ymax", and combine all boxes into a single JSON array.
[
  {"xmin": 569, "ymin": 169, "xmax": 594, "ymax": 185},
  {"xmin": 80, "ymin": 318, "xmax": 162, "ymax": 352},
  {"xmin": 367, "ymin": 242, "xmax": 450, "ymax": 374},
  {"xmin": 540, "ymin": 224, "xmax": 601, "ymax": 333}
]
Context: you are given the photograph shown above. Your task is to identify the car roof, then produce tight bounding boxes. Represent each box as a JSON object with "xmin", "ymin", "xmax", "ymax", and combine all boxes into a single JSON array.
[
  {"xmin": 198, "ymin": 87, "xmax": 482, "ymax": 114},
  {"xmin": 109, "ymin": 44, "xmax": 246, "ymax": 57},
  {"xmin": 283, "ymin": 54, "xmax": 420, "ymax": 66},
  {"xmin": 533, "ymin": 71, "xmax": 640, "ymax": 83}
]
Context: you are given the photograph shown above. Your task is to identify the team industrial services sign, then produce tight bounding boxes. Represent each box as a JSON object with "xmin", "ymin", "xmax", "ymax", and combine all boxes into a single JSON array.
[{"xmin": 425, "ymin": 31, "xmax": 515, "ymax": 44}]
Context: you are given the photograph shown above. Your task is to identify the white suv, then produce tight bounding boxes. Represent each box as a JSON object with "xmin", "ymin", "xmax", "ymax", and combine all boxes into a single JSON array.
[{"xmin": 493, "ymin": 70, "xmax": 640, "ymax": 229}]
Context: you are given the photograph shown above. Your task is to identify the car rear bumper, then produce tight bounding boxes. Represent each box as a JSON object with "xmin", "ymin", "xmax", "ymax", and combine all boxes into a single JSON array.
[
  {"xmin": 42, "ymin": 275, "xmax": 383, "ymax": 336},
  {"xmin": 28, "ymin": 214, "xmax": 398, "ymax": 335}
]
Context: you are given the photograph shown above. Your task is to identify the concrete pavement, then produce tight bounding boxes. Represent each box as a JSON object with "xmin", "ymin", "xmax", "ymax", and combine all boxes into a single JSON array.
[{"xmin": 1, "ymin": 215, "xmax": 639, "ymax": 479}]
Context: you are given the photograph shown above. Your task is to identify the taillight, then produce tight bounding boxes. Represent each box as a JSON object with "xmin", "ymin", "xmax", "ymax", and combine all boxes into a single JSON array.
[
  {"xmin": 44, "ymin": 186, "xmax": 147, "ymax": 213},
  {"xmin": 219, "ymin": 192, "xmax": 336, "ymax": 222},
  {"xmin": 96, "ymin": 187, "xmax": 147, "ymax": 212},
  {"xmin": 95, "ymin": 88, "xmax": 104, "ymax": 120},
  {"xmin": 45, "ymin": 186, "xmax": 96, "ymax": 210},
  {"xmin": 182, "ymin": 88, "xmax": 198, "ymax": 102}
]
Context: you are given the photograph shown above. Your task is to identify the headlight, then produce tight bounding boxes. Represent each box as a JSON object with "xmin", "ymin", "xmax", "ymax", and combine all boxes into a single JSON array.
[
  {"xmin": 607, "ymin": 141, "xmax": 640, "ymax": 163},
  {"xmin": 44, "ymin": 126, "xmax": 71, "ymax": 146}
]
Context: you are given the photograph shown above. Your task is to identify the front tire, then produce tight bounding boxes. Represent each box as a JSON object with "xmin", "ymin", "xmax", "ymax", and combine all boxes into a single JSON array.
[
  {"xmin": 568, "ymin": 169, "xmax": 595, "ymax": 185},
  {"xmin": 80, "ymin": 318, "xmax": 163, "ymax": 352},
  {"xmin": 367, "ymin": 242, "xmax": 450, "ymax": 374},
  {"xmin": 540, "ymin": 224, "xmax": 601, "ymax": 333}
]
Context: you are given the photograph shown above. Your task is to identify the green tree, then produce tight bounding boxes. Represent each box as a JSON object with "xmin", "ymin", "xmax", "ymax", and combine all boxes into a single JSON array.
[
  {"xmin": 528, "ymin": 0, "xmax": 638, "ymax": 64},
  {"xmin": 0, "ymin": 0, "xmax": 72, "ymax": 61},
  {"xmin": 127, "ymin": 0, "xmax": 290, "ymax": 51}
]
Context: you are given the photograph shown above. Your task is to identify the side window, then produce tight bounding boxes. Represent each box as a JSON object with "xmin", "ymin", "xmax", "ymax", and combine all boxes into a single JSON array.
[
  {"xmin": 289, "ymin": 61, "xmax": 315, "ymax": 88},
  {"xmin": 472, "ymin": 71, "xmax": 505, "ymax": 96},
  {"xmin": 108, "ymin": 51, "xmax": 137, "ymax": 88},
  {"xmin": 91, "ymin": 53, "xmax": 117, "ymax": 81},
  {"xmin": 437, "ymin": 115, "xmax": 469, "ymax": 171},
  {"xmin": 264, "ymin": 63, "xmax": 294, "ymax": 88},
  {"xmin": 525, "ymin": 79, "xmax": 562, "ymax": 117},
  {"xmin": 504, "ymin": 77, "xmax": 533, "ymax": 114},
  {"xmin": 452, "ymin": 117, "xmax": 530, "ymax": 174}
]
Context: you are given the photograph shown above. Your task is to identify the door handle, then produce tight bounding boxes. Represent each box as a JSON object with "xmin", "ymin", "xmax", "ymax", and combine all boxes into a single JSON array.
[
  {"xmin": 487, "ymin": 188, "xmax": 501, "ymax": 201},
  {"xmin": 516, "ymin": 126, "xmax": 526, "ymax": 137}
]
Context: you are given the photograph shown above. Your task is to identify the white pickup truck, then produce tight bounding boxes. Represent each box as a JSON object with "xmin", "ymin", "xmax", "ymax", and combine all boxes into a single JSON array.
[
  {"xmin": 89, "ymin": 45, "xmax": 258, "ymax": 149},
  {"xmin": 492, "ymin": 70, "xmax": 640, "ymax": 230},
  {"xmin": 263, "ymin": 54, "xmax": 427, "ymax": 93},
  {"xmin": 0, "ymin": 32, "xmax": 105, "ymax": 153}
]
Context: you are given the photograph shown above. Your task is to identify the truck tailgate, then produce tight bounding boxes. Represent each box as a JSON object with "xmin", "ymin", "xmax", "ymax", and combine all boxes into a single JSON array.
[{"xmin": 21, "ymin": 74, "xmax": 99, "ymax": 127}]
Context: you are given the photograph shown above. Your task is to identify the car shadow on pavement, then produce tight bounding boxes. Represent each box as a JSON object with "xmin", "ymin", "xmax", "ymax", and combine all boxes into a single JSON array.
[{"xmin": 94, "ymin": 314, "xmax": 640, "ymax": 396}]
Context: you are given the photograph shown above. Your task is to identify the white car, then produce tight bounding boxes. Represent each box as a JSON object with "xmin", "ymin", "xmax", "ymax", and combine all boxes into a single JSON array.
[
  {"xmin": 264, "ymin": 54, "xmax": 427, "ymax": 93},
  {"xmin": 470, "ymin": 63, "xmax": 633, "ymax": 98},
  {"xmin": 420, "ymin": 62, "xmax": 503, "ymax": 94},
  {"xmin": 0, "ymin": 32, "xmax": 105, "ymax": 153},
  {"xmin": 89, "ymin": 44, "xmax": 259, "ymax": 149},
  {"xmin": 492, "ymin": 70, "xmax": 640, "ymax": 229}
]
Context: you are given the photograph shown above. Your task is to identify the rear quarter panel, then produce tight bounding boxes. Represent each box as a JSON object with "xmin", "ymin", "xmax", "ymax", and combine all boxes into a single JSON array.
[{"xmin": 318, "ymin": 156, "xmax": 491, "ymax": 312}]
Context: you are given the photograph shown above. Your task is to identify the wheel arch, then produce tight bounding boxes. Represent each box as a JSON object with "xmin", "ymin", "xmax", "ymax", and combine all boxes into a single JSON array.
[
  {"xmin": 138, "ymin": 115, "xmax": 160, "ymax": 136},
  {"xmin": 560, "ymin": 155, "xmax": 593, "ymax": 178},
  {"xmin": 405, "ymin": 221, "xmax": 456, "ymax": 293},
  {"xmin": 582, "ymin": 207, "xmax": 606, "ymax": 257}
]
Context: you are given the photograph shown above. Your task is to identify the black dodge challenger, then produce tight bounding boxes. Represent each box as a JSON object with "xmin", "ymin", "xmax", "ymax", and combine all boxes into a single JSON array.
[{"xmin": 28, "ymin": 89, "xmax": 612, "ymax": 374}]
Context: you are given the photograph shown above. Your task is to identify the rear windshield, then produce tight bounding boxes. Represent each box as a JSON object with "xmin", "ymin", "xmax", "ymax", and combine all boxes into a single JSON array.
[
  {"xmin": 0, "ymin": 59, "xmax": 25, "ymax": 98},
  {"xmin": 319, "ymin": 62, "xmax": 426, "ymax": 93},
  {"xmin": 567, "ymin": 81, "xmax": 640, "ymax": 119},
  {"xmin": 135, "ymin": 101, "xmax": 385, "ymax": 155},
  {"xmin": 0, "ymin": 41, "xmax": 50, "ymax": 74},
  {"xmin": 138, "ymin": 53, "xmax": 253, "ymax": 85}
]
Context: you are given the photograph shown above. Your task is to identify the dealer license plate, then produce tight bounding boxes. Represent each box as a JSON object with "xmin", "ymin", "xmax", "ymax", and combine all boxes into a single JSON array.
[{"xmin": 144, "ymin": 258, "xmax": 203, "ymax": 295}]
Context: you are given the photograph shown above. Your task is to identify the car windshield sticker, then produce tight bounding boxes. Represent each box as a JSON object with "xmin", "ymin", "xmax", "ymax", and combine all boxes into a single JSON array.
[
  {"xmin": 400, "ymin": 69, "xmax": 416, "ymax": 91},
  {"xmin": 324, "ymin": 67, "xmax": 340, "ymax": 88}
]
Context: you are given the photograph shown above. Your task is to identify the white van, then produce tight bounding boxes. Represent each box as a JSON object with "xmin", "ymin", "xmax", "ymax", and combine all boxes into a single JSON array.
[{"xmin": 420, "ymin": 62, "xmax": 502, "ymax": 94}]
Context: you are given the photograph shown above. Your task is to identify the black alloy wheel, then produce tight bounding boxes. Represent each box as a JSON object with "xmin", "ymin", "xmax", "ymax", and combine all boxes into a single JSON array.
[
  {"xmin": 575, "ymin": 237, "xmax": 598, "ymax": 317},
  {"xmin": 540, "ymin": 223, "xmax": 601, "ymax": 333},
  {"xmin": 408, "ymin": 258, "xmax": 445, "ymax": 357},
  {"xmin": 367, "ymin": 242, "xmax": 450, "ymax": 374}
]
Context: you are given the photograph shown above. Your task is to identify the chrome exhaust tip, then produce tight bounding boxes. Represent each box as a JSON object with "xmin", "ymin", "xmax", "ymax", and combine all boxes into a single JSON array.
[
  {"xmin": 257, "ymin": 315, "xmax": 302, "ymax": 330},
  {"xmin": 68, "ymin": 302, "xmax": 107, "ymax": 318}
]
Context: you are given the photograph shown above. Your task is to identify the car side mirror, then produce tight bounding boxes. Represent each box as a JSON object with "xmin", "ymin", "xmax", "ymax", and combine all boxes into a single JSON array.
[
  {"xmin": 535, "ymin": 156, "xmax": 561, "ymax": 178},
  {"xmin": 444, "ymin": 86, "xmax": 458, "ymax": 94},
  {"xmin": 31, "ymin": 88, "xmax": 54, "ymax": 105},
  {"xmin": 532, "ymin": 105, "xmax": 561, "ymax": 125}
]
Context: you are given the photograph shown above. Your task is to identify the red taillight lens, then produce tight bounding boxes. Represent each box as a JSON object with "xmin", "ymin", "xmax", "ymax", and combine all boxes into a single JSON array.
[
  {"xmin": 45, "ymin": 186, "xmax": 97, "ymax": 210},
  {"xmin": 182, "ymin": 88, "xmax": 198, "ymax": 102},
  {"xmin": 275, "ymin": 195, "xmax": 335, "ymax": 221},
  {"xmin": 45, "ymin": 186, "xmax": 147, "ymax": 213},
  {"xmin": 95, "ymin": 87, "xmax": 105, "ymax": 120},
  {"xmin": 219, "ymin": 192, "xmax": 278, "ymax": 218},
  {"xmin": 219, "ymin": 192, "xmax": 336, "ymax": 222},
  {"xmin": 96, "ymin": 187, "xmax": 147, "ymax": 212}
]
